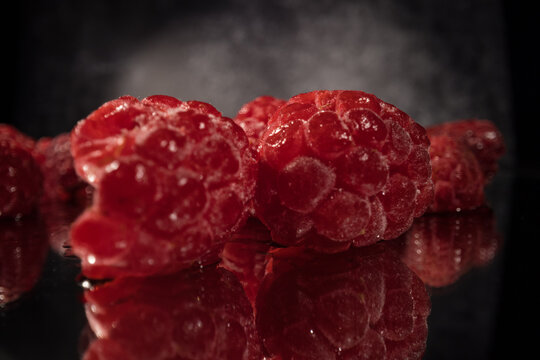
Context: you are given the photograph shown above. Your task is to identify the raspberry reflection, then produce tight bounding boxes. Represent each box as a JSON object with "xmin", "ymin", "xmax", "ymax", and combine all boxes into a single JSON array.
[
  {"xmin": 395, "ymin": 207, "xmax": 501, "ymax": 287},
  {"xmin": 0, "ymin": 215, "xmax": 49, "ymax": 306},
  {"xmin": 255, "ymin": 244, "xmax": 430, "ymax": 360},
  {"xmin": 81, "ymin": 265, "xmax": 262, "ymax": 360}
]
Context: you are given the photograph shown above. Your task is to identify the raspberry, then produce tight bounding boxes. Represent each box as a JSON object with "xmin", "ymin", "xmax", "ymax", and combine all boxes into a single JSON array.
[
  {"xmin": 0, "ymin": 215, "xmax": 49, "ymax": 306},
  {"xmin": 36, "ymin": 133, "xmax": 92, "ymax": 203},
  {"xmin": 394, "ymin": 207, "xmax": 500, "ymax": 287},
  {"xmin": 233, "ymin": 96, "xmax": 286, "ymax": 149},
  {"xmin": 220, "ymin": 217, "xmax": 273, "ymax": 307},
  {"xmin": 428, "ymin": 134, "xmax": 485, "ymax": 212},
  {"xmin": 0, "ymin": 125, "xmax": 43, "ymax": 218},
  {"xmin": 82, "ymin": 265, "xmax": 262, "ymax": 360},
  {"xmin": 255, "ymin": 90, "xmax": 433, "ymax": 249},
  {"xmin": 70, "ymin": 95, "xmax": 257, "ymax": 278},
  {"xmin": 427, "ymin": 119, "xmax": 505, "ymax": 182},
  {"xmin": 255, "ymin": 244, "xmax": 430, "ymax": 359}
]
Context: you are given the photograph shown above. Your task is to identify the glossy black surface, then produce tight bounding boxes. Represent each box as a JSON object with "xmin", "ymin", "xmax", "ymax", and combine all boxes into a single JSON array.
[{"xmin": 2, "ymin": 0, "xmax": 539, "ymax": 359}]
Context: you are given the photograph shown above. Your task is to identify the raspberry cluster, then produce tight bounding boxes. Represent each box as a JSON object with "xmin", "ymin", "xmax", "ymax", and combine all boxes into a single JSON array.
[
  {"xmin": 256, "ymin": 244, "xmax": 430, "ymax": 359},
  {"xmin": 69, "ymin": 95, "xmax": 257, "ymax": 278},
  {"xmin": 82, "ymin": 265, "xmax": 261, "ymax": 360},
  {"xmin": 426, "ymin": 119, "xmax": 505, "ymax": 212},
  {"xmin": 255, "ymin": 90, "xmax": 434, "ymax": 250}
]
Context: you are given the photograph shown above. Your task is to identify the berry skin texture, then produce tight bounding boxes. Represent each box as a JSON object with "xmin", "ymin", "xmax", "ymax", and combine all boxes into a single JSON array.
[
  {"xmin": 0, "ymin": 215, "xmax": 49, "ymax": 306},
  {"xmin": 255, "ymin": 90, "xmax": 433, "ymax": 250},
  {"xmin": 233, "ymin": 96, "xmax": 286, "ymax": 150},
  {"xmin": 0, "ymin": 125, "xmax": 43, "ymax": 218},
  {"xmin": 255, "ymin": 244, "xmax": 430, "ymax": 360},
  {"xmin": 70, "ymin": 95, "xmax": 257, "ymax": 278},
  {"xmin": 82, "ymin": 266, "xmax": 262, "ymax": 360},
  {"xmin": 426, "ymin": 119, "xmax": 505, "ymax": 182},
  {"xmin": 427, "ymin": 134, "xmax": 485, "ymax": 212},
  {"xmin": 394, "ymin": 206, "xmax": 500, "ymax": 287}
]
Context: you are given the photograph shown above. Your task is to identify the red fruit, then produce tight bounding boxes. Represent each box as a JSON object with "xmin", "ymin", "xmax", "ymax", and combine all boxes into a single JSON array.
[
  {"xmin": 70, "ymin": 95, "xmax": 257, "ymax": 278},
  {"xmin": 82, "ymin": 265, "xmax": 262, "ymax": 360},
  {"xmin": 428, "ymin": 135, "xmax": 485, "ymax": 212},
  {"xmin": 256, "ymin": 244, "xmax": 430, "ymax": 360},
  {"xmin": 233, "ymin": 96, "xmax": 287, "ymax": 149},
  {"xmin": 394, "ymin": 207, "xmax": 500, "ymax": 287},
  {"xmin": 36, "ymin": 133, "xmax": 91, "ymax": 203},
  {"xmin": 0, "ymin": 215, "xmax": 49, "ymax": 306},
  {"xmin": 255, "ymin": 90, "xmax": 433, "ymax": 249},
  {"xmin": 0, "ymin": 125, "xmax": 43, "ymax": 218},
  {"xmin": 427, "ymin": 119, "xmax": 505, "ymax": 182}
]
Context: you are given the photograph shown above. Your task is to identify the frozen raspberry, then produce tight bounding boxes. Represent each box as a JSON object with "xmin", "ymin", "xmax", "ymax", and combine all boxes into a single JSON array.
[
  {"xmin": 255, "ymin": 90, "xmax": 433, "ymax": 249},
  {"xmin": 427, "ymin": 119, "xmax": 505, "ymax": 182},
  {"xmin": 394, "ymin": 207, "xmax": 500, "ymax": 287},
  {"xmin": 233, "ymin": 96, "xmax": 286, "ymax": 149},
  {"xmin": 256, "ymin": 244, "xmax": 430, "ymax": 360},
  {"xmin": 0, "ymin": 125, "xmax": 43, "ymax": 218},
  {"xmin": 36, "ymin": 133, "xmax": 92, "ymax": 203},
  {"xmin": 428, "ymin": 134, "xmax": 485, "ymax": 212},
  {"xmin": 82, "ymin": 265, "xmax": 262, "ymax": 360},
  {"xmin": 220, "ymin": 217, "xmax": 273, "ymax": 307},
  {"xmin": 70, "ymin": 95, "xmax": 257, "ymax": 278},
  {"xmin": 0, "ymin": 215, "xmax": 49, "ymax": 306}
]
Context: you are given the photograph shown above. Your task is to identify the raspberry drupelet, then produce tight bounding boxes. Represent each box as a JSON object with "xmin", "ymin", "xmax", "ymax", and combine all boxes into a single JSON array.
[
  {"xmin": 70, "ymin": 95, "xmax": 257, "ymax": 278},
  {"xmin": 254, "ymin": 90, "xmax": 433, "ymax": 250}
]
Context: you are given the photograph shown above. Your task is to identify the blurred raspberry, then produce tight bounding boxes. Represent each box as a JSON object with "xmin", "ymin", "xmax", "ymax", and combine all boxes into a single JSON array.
[
  {"xmin": 255, "ymin": 90, "xmax": 433, "ymax": 250},
  {"xmin": 82, "ymin": 265, "xmax": 262, "ymax": 360},
  {"xmin": 428, "ymin": 135, "xmax": 485, "ymax": 212},
  {"xmin": 394, "ymin": 207, "xmax": 501, "ymax": 287},
  {"xmin": 0, "ymin": 124, "xmax": 43, "ymax": 218},
  {"xmin": 427, "ymin": 119, "xmax": 505, "ymax": 182},
  {"xmin": 36, "ymin": 133, "xmax": 92, "ymax": 203},
  {"xmin": 256, "ymin": 244, "xmax": 430, "ymax": 359},
  {"xmin": 70, "ymin": 95, "xmax": 257, "ymax": 278},
  {"xmin": 220, "ymin": 217, "xmax": 273, "ymax": 307},
  {"xmin": 233, "ymin": 96, "xmax": 286, "ymax": 150},
  {"xmin": 0, "ymin": 215, "xmax": 49, "ymax": 306}
]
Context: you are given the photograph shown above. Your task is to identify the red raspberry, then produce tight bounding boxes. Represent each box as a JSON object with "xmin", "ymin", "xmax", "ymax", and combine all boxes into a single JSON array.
[
  {"xmin": 36, "ymin": 133, "xmax": 92, "ymax": 203},
  {"xmin": 233, "ymin": 96, "xmax": 286, "ymax": 149},
  {"xmin": 427, "ymin": 119, "xmax": 505, "ymax": 182},
  {"xmin": 256, "ymin": 244, "xmax": 430, "ymax": 360},
  {"xmin": 394, "ymin": 207, "xmax": 500, "ymax": 287},
  {"xmin": 220, "ymin": 217, "xmax": 273, "ymax": 307},
  {"xmin": 0, "ymin": 125, "xmax": 43, "ymax": 218},
  {"xmin": 0, "ymin": 215, "xmax": 49, "ymax": 306},
  {"xmin": 255, "ymin": 90, "xmax": 433, "ymax": 249},
  {"xmin": 82, "ymin": 265, "xmax": 262, "ymax": 360},
  {"xmin": 428, "ymin": 134, "xmax": 485, "ymax": 212},
  {"xmin": 70, "ymin": 95, "xmax": 257, "ymax": 278}
]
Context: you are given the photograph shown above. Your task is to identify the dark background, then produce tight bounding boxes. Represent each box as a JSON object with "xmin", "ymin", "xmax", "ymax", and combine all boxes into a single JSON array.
[{"xmin": 2, "ymin": 0, "xmax": 539, "ymax": 359}]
